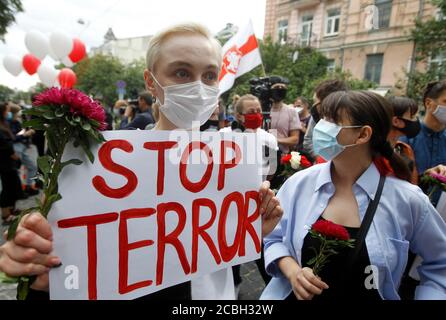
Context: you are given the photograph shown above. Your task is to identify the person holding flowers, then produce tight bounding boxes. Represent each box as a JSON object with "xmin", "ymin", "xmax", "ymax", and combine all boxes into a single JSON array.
[
  {"xmin": 0, "ymin": 22, "xmax": 283, "ymax": 301},
  {"xmin": 261, "ymin": 90, "xmax": 446, "ymax": 300}
]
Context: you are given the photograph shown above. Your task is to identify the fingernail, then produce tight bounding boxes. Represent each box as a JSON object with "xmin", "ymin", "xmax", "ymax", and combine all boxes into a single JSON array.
[
  {"xmin": 51, "ymin": 257, "xmax": 61, "ymax": 265},
  {"xmin": 52, "ymin": 262, "xmax": 63, "ymax": 268}
]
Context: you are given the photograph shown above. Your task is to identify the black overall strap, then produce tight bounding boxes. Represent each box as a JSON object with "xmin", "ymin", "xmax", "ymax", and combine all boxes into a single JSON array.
[{"xmin": 349, "ymin": 175, "xmax": 386, "ymax": 264}]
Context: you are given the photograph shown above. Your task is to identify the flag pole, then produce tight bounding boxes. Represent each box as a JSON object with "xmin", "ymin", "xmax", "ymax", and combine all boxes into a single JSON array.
[{"xmin": 260, "ymin": 62, "xmax": 267, "ymax": 77}]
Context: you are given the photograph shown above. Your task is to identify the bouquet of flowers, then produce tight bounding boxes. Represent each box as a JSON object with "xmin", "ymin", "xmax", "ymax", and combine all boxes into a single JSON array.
[
  {"xmin": 7, "ymin": 87, "xmax": 107, "ymax": 299},
  {"xmin": 306, "ymin": 219, "xmax": 355, "ymax": 276},
  {"xmin": 279, "ymin": 151, "xmax": 313, "ymax": 180},
  {"xmin": 420, "ymin": 172, "xmax": 446, "ymax": 201}
]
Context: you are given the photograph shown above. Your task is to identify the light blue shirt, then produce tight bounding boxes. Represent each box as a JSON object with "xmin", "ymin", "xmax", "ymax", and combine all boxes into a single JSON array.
[{"xmin": 261, "ymin": 161, "xmax": 446, "ymax": 300}]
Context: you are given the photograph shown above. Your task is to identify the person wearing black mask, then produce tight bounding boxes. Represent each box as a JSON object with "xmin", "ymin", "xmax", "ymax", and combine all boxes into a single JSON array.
[
  {"xmin": 303, "ymin": 79, "xmax": 349, "ymax": 158},
  {"xmin": 387, "ymin": 96, "xmax": 421, "ymax": 185},
  {"xmin": 269, "ymin": 79, "xmax": 301, "ymax": 154}
]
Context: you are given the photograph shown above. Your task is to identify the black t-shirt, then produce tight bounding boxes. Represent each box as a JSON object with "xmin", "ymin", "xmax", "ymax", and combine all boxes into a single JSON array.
[{"xmin": 286, "ymin": 216, "xmax": 381, "ymax": 301}]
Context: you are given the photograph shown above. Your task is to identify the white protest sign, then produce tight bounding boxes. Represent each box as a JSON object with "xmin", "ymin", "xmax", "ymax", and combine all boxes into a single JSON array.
[{"xmin": 49, "ymin": 130, "xmax": 263, "ymax": 299}]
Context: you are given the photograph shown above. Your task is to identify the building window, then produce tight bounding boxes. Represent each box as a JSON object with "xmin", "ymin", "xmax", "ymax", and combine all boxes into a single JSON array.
[
  {"xmin": 375, "ymin": 0, "xmax": 392, "ymax": 29},
  {"xmin": 325, "ymin": 8, "xmax": 341, "ymax": 36},
  {"xmin": 277, "ymin": 20, "xmax": 288, "ymax": 44},
  {"xmin": 300, "ymin": 15, "xmax": 314, "ymax": 46},
  {"xmin": 327, "ymin": 59, "xmax": 336, "ymax": 73},
  {"xmin": 365, "ymin": 54, "xmax": 384, "ymax": 83}
]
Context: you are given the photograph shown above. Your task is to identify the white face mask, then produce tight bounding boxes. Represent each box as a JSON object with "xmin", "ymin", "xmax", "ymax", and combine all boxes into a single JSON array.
[
  {"xmin": 433, "ymin": 105, "xmax": 446, "ymax": 124},
  {"xmin": 151, "ymin": 73, "xmax": 219, "ymax": 129}
]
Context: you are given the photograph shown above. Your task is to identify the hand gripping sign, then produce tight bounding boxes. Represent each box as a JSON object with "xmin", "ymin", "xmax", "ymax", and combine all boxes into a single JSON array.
[{"xmin": 49, "ymin": 130, "xmax": 264, "ymax": 299}]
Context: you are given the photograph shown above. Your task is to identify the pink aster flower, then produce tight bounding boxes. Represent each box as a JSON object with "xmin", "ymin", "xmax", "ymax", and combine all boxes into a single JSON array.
[
  {"xmin": 429, "ymin": 172, "xmax": 446, "ymax": 184},
  {"xmin": 33, "ymin": 87, "xmax": 107, "ymax": 130}
]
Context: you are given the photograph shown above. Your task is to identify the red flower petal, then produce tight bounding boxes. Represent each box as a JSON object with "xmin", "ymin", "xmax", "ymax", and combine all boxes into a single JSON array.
[
  {"xmin": 33, "ymin": 87, "xmax": 107, "ymax": 131},
  {"xmin": 312, "ymin": 219, "xmax": 350, "ymax": 241}
]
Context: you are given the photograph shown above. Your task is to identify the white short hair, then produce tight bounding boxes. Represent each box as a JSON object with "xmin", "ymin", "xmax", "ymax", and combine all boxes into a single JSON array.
[{"xmin": 146, "ymin": 22, "xmax": 222, "ymax": 72}]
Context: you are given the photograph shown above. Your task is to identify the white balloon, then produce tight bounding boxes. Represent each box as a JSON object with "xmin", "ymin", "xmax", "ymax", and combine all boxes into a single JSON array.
[
  {"xmin": 48, "ymin": 46, "xmax": 59, "ymax": 61},
  {"xmin": 62, "ymin": 56, "xmax": 74, "ymax": 67},
  {"xmin": 54, "ymin": 77, "xmax": 61, "ymax": 88},
  {"xmin": 25, "ymin": 30, "xmax": 50, "ymax": 60},
  {"xmin": 3, "ymin": 55, "xmax": 23, "ymax": 76},
  {"xmin": 49, "ymin": 32, "xmax": 73, "ymax": 60},
  {"xmin": 37, "ymin": 64, "xmax": 58, "ymax": 87}
]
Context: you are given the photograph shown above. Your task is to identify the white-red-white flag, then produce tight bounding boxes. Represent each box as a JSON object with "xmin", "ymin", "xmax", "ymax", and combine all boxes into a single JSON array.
[{"xmin": 218, "ymin": 20, "xmax": 262, "ymax": 94}]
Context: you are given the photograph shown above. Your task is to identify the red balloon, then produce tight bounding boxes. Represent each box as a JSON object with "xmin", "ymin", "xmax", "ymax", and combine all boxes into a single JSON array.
[
  {"xmin": 22, "ymin": 54, "xmax": 41, "ymax": 75},
  {"xmin": 58, "ymin": 68, "xmax": 77, "ymax": 88},
  {"xmin": 68, "ymin": 38, "xmax": 86, "ymax": 63}
]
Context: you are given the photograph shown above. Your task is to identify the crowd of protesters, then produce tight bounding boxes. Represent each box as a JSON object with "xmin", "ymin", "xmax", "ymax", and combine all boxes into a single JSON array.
[{"xmin": 1, "ymin": 21, "xmax": 445, "ymax": 301}]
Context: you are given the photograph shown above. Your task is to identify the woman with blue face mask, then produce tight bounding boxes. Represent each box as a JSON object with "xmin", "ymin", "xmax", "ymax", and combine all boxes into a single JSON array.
[{"xmin": 261, "ymin": 90, "xmax": 446, "ymax": 300}]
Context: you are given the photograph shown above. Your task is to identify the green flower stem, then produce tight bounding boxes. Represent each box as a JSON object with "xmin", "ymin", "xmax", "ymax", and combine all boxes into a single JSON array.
[
  {"xmin": 41, "ymin": 131, "xmax": 69, "ymax": 217},
  {"xmin": 312, "ymin": 238, "xmax": 327, "ymax": 276},
  {"xmin": 17, "ymin": 127, "xmax": 71, "ymax": 300},
  {"xmin": 428, "ymin": 185, "xmax": 438, "ymax": 202}
]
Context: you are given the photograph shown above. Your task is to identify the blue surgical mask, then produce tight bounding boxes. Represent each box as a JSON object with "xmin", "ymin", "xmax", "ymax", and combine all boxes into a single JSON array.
[
  {"xmin": 313, "ymin": 119, "xmax": 362, "ymax": 160},
  {"xmin": 6, "ymin": 112, "xmax": 13, "ymax": 121}
]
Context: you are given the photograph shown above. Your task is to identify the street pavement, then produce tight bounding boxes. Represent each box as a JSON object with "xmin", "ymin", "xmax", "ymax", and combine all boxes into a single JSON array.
[{"xmin": 0, "ymin": 191, "xmax": 266, "ymax": 300}]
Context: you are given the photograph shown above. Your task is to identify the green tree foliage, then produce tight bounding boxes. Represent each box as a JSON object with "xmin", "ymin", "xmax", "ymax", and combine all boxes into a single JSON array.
[
  {"xmin": 0, "ymin": 0, "xmax": 23, "ymax": 41},
  {"xmin": 73, "ymin": 55, "xmax": 146, "ymax": 107},
  {"xmin": 406, "ymin": 0, "xmax": 446, "ymax": 103},
  {"xmin": 301, "ymin": 68, "xmax": 377, "ymax": 100},
  {"xmin": 73, "ymin": 54, "xmax": 124, "ymax": 107},
  {"xmin": 122, "ymin": 59, "xmax": 146, "ymax": 100},
  {"xmin": 0, "ymin": 84, "xmax": 14, "ymax": 101}
]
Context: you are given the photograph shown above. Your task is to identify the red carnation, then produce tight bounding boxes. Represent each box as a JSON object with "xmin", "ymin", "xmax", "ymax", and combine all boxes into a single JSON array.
[
  {"xmin": 312, "ymin": 219, "xmax": 350, "ymax": 241},
  {"xmin": 281, "ymin": 154, "xmax": 292, "ymax": 164},
  {"xmin": 315, "ymin": 156, "xmax": 327, "ymax": 164},
  {"xmin": 308, "ymin": 219, "xmax": 355, "ymax": 275}
]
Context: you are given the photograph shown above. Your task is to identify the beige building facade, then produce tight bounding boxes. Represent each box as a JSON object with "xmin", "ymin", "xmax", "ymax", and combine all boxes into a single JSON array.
[
  {"xmin": 264, "ymin": 0, "xmax": 439, "ymax": 90},
  {"xmin": 90, "ymin": 28, "xmax": 152, "ymax": 65}
]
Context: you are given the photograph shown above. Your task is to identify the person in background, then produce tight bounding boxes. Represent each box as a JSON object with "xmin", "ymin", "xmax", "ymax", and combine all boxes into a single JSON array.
[
  {"xmin": 400, "ymin": 81, "xmax": 446, "ymax": 205},
  {"xmin": 303, "ymin": 80, "xmax": 349, "ymax": 158},
  {"xmin": 294, "ymin": 96, "xmax": 311, "ymax": 152},
  {"xmin": 118, "ymin": 101, "xmax": 137, "ymax": 129},
  {"xmin": 220, "ymin": 94, "xmax": 279, "ymax": 297},
  {"xmin": 269, "ymin": 77, "xmax": 301, "ymax": 154},
  {"xmin": 9, "ymin": 103, "xmax": 39, "ymax": 196},
  {"xmin": 268, "ymin": 77, "xmax": 301, "ymax": 189},
  {"xmin": 0, "ymin": 22, "xmax": 283, "ymax": 301},
  {"xmin": 95, "ymin": 94, "xmax": 113, "ymax": 131},
  {"xmin": 227, "ymin": 94, "xmax": 240, "ymax": 116},
  {"xmin": 386, "ymin": 96, "xmax": 420, "ymax": 185},
  {"xmin": 0, "ymin": 102, "xmax": 23, "ymax": 225},
  {"xmin": 123, "ymin": 91, "xmax": 155, "ymax": 130},
  {"xmin": 113, "ymin": 100, "xmax": 128, "ymax": 129}
]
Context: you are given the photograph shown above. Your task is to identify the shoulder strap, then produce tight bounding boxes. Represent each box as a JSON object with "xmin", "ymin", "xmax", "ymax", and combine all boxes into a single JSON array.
[{"xmin": 349, "ymin": 175, "xmax": 386, "ymax": 264}]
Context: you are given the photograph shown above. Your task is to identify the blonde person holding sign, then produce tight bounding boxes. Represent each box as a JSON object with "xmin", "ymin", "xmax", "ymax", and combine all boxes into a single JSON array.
[{"xmin": 0, "ymin": 22, "xmax": 283, "ymax": 300}]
